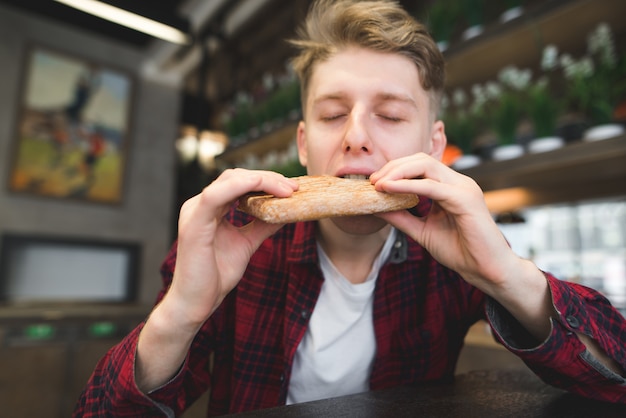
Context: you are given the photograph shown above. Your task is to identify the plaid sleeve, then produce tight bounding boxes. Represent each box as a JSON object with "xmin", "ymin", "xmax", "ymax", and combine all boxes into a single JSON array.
[
  {"xmin": 486, "ymin": 273, "xmax": 626, "ymax": 403},
  {"xmin": 72, "ymin": 323, "xmax": 178, "ymax": 417},
  {"xmin": 73, "ymin": 242, "xmax": 213, "ymax": 417}
]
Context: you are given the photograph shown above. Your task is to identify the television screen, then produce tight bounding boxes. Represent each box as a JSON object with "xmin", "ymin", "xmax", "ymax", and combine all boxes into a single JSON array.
[{"xmin": 0, "ymin": 234, "xmax": 140, "ymax": 303}]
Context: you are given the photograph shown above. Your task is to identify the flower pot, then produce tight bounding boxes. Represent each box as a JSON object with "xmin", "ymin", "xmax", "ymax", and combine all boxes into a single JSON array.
[
  {"xmin": 436, "ymin": 40, "xmax": 449, "ymax": 52},
  {"xmin": 583, "ymin": 123, "xmax": 625, "ymax": 141},
  {"xmin": 462, "ymin": 25, "xmax": 483, "ymax": 41},
  {"xmin": 499, "ymin": 6, "xmax": 523, "ymax": 23},
  {"xmin": 556, "ymin": 113, "xmax": 590, "ymax": 143},
  {"xmin": 491, "ymin": 144, "xmax": 525, "ymax": 161},
  {"xmin": 452, "ymin": 154, "xmax": 482, "ymax": 171},
  {"xmin": 527, "ymin": 136, "xmax": 565, "ymax": 153}
]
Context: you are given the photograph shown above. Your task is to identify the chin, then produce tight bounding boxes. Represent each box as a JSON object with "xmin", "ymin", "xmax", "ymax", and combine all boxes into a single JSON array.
[{"xmin": 330, "ymin": 215, "xmax": 389, "ymax": 235}]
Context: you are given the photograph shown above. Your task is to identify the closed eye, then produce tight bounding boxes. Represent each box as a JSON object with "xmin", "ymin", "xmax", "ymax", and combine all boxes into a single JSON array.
[
  {"xmin": 321, "ymin": 114, "xmax": 346, "ymax": 122},
  {"xmin": 377, "ymin": 114, "xmax": 403, "ymax": 122}
]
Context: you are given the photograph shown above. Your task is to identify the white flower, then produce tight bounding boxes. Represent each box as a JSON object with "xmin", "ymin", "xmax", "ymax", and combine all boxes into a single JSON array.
[
  {"xmin": 515, "ymin": 68, "xmax": 533, "ymax": 90},
  {"xmin": 452, "ymin": 88, "xmax": 467, "ymax": 107},
  {"xmin": 485, "ymin": 81, "xmax": 502, "ymax": 99},
  {"xmin": 560, "ymin": 54, "xmax": 594, "ymax": 80},
  {"xmin": 560, "ymin": 53, "xmax": 574, "ymax": 69},
  {"xmin": 440, "ymin": 93, "xmax": 450, "ymax": 112},
  {"xmin": 498, "ymin": 66, "xmax": 532, "ymax": 90},
  {"xmin": 262, "ymin": 73, "xmax": 275, "ymax": 91},
  {"xmin": 587, "ymin": 22, "xmax": 616, "ymax": 68},
  {"xmin": 577, "ymin": 57, "xmax": 595, "ymax": 78},
  {"xmin": 235, "ymin": 91, "xmax": 252, "ymax": 105},
  {"xmin": 470, "ymin": 84, "xmax": 488, "ymax": 114},
  {"xmin": 541, "ymin": 44, "xmax": 559, "ymax": 71}
]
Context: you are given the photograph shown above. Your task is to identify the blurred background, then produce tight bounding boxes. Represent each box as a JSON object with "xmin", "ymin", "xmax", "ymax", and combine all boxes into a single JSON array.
[{"xmin": 0, "ymin": 0, "xmax": 624, "ymax": 416}]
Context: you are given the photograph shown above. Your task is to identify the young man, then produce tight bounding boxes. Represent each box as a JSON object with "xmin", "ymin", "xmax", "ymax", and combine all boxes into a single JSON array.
[{"xmin": 74, "ymin": 0, "xmax": 626, "ymax": 416}]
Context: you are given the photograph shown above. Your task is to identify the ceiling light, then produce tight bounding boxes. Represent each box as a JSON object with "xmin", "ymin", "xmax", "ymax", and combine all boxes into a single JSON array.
[{"xmin": 54, "ymin": 0, "xmax": 190, "ymax": 45}]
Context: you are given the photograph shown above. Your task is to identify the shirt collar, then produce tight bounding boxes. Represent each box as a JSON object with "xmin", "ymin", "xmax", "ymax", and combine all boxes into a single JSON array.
[{"xmin": 286, "ymin": 221, "xmax": 424, "ymax": 265}]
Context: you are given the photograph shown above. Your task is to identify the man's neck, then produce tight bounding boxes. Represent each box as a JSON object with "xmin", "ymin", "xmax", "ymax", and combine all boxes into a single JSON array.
[{"xmin": 316, "ymin": 219, "xmax": 392, "ymax": 284}]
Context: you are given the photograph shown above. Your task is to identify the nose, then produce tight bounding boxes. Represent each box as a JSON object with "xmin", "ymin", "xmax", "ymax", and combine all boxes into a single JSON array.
[{"xmin": 343, "ymin": 108, "xmax": 373, "ymax": 155}]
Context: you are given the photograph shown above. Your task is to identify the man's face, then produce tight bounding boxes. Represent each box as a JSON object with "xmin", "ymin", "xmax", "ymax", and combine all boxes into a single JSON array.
[{"xmin": 297, "ymin": 46, "xmax": 443, "ymax": 180}]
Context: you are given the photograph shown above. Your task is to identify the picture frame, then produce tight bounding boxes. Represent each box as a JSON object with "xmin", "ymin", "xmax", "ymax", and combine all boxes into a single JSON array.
[
  {"xmin": 7, "ymin": 45, "xmax": 134, "ymax": 204},
  {"xmin": 0, "ymin": 233, "xmax": 141, "ymax": 303}
]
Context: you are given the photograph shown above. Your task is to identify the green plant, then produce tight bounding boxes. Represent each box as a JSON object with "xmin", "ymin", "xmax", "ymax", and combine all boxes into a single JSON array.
[
  {"xmin": 270, "ymin": 158, "xmax": 306, "ymax": 177},
  {"xmin": 493, "ymin": 92, "xmax": 522, "ymax": 145},
  {"xmin": 527, "ymin": 79, "xmax": 562, "ymax": 138},
  {"xmin": 505, "ymin": 0, "xmax": 522, "ymax": 9},
  {"xmin": 425, "ymin": 0, "xmax": 459, "ymax": 44},
  {"xmin": 560, "ymin": 23, "xmax": 626, "ymax": 124},
  {"xmin": 443, "ymin": 111, "xmax": 477, "ymax": 154},
  {"xmin": 462, "ymin": 0, "xmax": 485, "ymax": 27},
  {"xmin": 224, "ymin": 77, "xmax": 302, "ymax": 142}
]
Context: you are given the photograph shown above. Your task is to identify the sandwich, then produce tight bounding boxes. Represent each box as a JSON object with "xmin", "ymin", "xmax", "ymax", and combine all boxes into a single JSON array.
[{"xmin": 238, "ymin": 175, "xmax": 418, "ymax": 223}]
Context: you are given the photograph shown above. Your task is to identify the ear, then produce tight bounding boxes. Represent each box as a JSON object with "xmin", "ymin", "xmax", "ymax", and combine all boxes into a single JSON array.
[
  {"xmin": 296, "ymin": 120, "xmax": 308, "ymax": 167},
  {"xmin": 429, "ymin": 120, "xmax": 447, "ymax": 161}
]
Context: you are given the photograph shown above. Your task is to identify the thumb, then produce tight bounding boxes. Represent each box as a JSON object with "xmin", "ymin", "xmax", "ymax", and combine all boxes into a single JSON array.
[
  {"xmin": 240, "ymin": 220, "xmax": 285, "ymax": 250},
  {"xmin": 377, "ymin": 210, "xmax": 426, "ymax": 243}
]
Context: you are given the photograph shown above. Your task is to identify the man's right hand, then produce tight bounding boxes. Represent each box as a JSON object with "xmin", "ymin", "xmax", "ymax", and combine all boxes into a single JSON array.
[{"xmin": 136, "ymin": 169, "xmax": 298, "ymax": 392}]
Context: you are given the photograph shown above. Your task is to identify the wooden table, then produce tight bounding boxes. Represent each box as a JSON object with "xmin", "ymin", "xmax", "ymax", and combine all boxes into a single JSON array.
[{"xmin": 219, "ymin": 368, "xmax": 626, "ymax": 417}]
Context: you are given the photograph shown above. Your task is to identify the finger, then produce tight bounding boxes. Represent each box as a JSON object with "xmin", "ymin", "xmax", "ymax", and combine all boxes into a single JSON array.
[
  {"xmin": 376, "ymin": 210, "xmax": 425, "ymax": 241},
  {"xmin": 239, "ymin": 219, "xmax": 285, "ymax": 250},
  {"xmin": 208, "ymin": 169, "xmax": 299, "ymax": 207},
  {"xmin": 370, "ymin": 153, "xmax": 433, "ymax": 180},
  {"xmin": 375, "ymin": 177, "xmax": 446, "ymax": 201},
  {"xmin": 188, "ymin": 170, "xmax": 298, "ymax": 224},
  {"xmin": 378, "ymin": 177, "xmax": 488, "ymax": 223}
]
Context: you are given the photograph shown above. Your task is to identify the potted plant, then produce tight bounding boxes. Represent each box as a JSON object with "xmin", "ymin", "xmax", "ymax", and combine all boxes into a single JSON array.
[
  {"xmin": 464, "ymin": 82, "xmax": 501, "ymax": 160},
  {"xmin": 526, "ymin": 76, "xmax": 565, "ymax": 153},
  {"xmin": 489, "ymin": 66, "xmax": 530, "ymax": 160},
  {"xmin": 461, "ymin": 0, "xmax": 485, "ymax": 40},
  {"xmin": 426, "ymin": 0, "xmax": 460, "ymax": 52},
  {"xmin": 491, "ymin": 90, "xmax": 525, "ymax": 160},
  {"xmin": 446, "ymin": 111, "xmax": 482, "ymax": 169},
  {"xmin": 500, "ymin": 0, "xmax": 524, "ymax": 23},
  {"xmin": 439, "ymin": 88, "xmax": 480, "ymax": 169},
  {"xmin": 560, "ymin": 23, "xmax": 626, "ymax": 141}
]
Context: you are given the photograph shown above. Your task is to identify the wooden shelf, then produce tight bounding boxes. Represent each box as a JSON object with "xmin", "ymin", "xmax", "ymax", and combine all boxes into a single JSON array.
[
  {"xmin": 0, "ymin": 303, "xmax": 151, "ymax": 325},
  {"xmin": 441, "ymin": 0, "xmax": 626, "ymax": 211},
  {"xmin": 445, "ymin": 0, "xmax": 626, "ymax": 89},
  {"xmin": 461, "ymin": 135, "xmax": 626, "ymax": 212},
  {"xmin": 217, "ymin": 122, "xmax": 298, "ymax": 168},
  {"xmin": 215, "ymin": 0, "xmax": 626, "ymax": 211}
]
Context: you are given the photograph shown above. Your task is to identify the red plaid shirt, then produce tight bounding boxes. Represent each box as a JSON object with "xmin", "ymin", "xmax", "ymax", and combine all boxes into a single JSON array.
[{"xmin": 74, "ymin": 212, "xmax": 626, "ymax": 417}]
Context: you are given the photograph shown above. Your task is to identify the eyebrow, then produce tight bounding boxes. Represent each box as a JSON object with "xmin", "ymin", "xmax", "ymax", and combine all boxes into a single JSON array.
[
  {"xmin": 311, "ymin": 93, "xmax": 346, "ymax": 106},
  {"xmin": 312, "ymin": 92, "xmax": 418, "ymax": 108},
  {"xmin": 375, "ymin": 92, "xmax": 418, "ymax": 109}
]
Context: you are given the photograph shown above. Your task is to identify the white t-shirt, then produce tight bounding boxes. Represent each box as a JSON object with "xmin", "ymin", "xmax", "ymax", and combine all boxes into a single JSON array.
[{"xmin": 286, "ymin": 228, "xmax": 397, "ymax": 404}]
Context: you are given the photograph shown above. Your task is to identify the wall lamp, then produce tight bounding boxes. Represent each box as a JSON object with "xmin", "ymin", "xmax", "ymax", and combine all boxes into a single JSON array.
[{"xmin": 176, "ymin": 126, "xmax": 228, "ymax": 171}]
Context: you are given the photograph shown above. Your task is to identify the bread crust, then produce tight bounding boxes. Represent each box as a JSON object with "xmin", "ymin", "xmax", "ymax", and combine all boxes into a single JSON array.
[{"xmin": 237, "ymin": 175, "xmax": 419, "ymax": 223}]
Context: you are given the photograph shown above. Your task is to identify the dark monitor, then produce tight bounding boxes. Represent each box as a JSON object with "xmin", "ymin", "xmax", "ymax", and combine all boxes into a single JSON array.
[{"xmin": 0, "ymin": 233, "xmax": 140, "ymax": 303}]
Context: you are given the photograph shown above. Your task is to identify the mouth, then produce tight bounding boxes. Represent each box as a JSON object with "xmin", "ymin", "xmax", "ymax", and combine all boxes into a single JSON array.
[{"xmin": 340, "ymin": 174, "xmax": 370, "ymax": 180}]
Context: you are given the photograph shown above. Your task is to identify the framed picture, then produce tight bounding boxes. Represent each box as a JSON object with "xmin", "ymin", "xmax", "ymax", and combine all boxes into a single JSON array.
[
  {"xmin": 0, "ymin": 233, "xmax": 141, "ymax": 303},
  {"xmin": 7, "ymin": 45, "xmax": 134, "ymax": 204}
]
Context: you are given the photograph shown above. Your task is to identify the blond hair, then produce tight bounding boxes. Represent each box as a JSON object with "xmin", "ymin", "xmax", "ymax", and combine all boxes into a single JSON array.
[{"xmin": 289, "ymin": 0, "xmax": 446, "ymax": 119}]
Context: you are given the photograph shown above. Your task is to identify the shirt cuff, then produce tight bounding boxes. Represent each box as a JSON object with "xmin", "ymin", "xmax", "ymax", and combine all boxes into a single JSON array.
[
  {"xmin": 485, "ymin": 273, "xmax": 587, "ymax": 353},
  {"xmin": 109, "ymin": 323, "xmax": 186, "ymax": 417},
  {"xmin": 485, "ymin": 273, "xmax": 625, "ymax": 383}
]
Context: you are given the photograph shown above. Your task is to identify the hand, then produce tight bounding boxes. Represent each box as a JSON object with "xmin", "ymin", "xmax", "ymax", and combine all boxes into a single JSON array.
[
  {"xmin": 369, "ymin": 153, "xmax": 521, "ymax": 293},
  {"xmin": 163, "ymin": 168, "xmax": 298, "ymax": 330},
  {"xmin": 136, "ymin": 169, "xmax": 298, "ymax": 392},
  {"xmin": 371, "ymin": 153, "xmax": 556, "ymax": 341}
]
